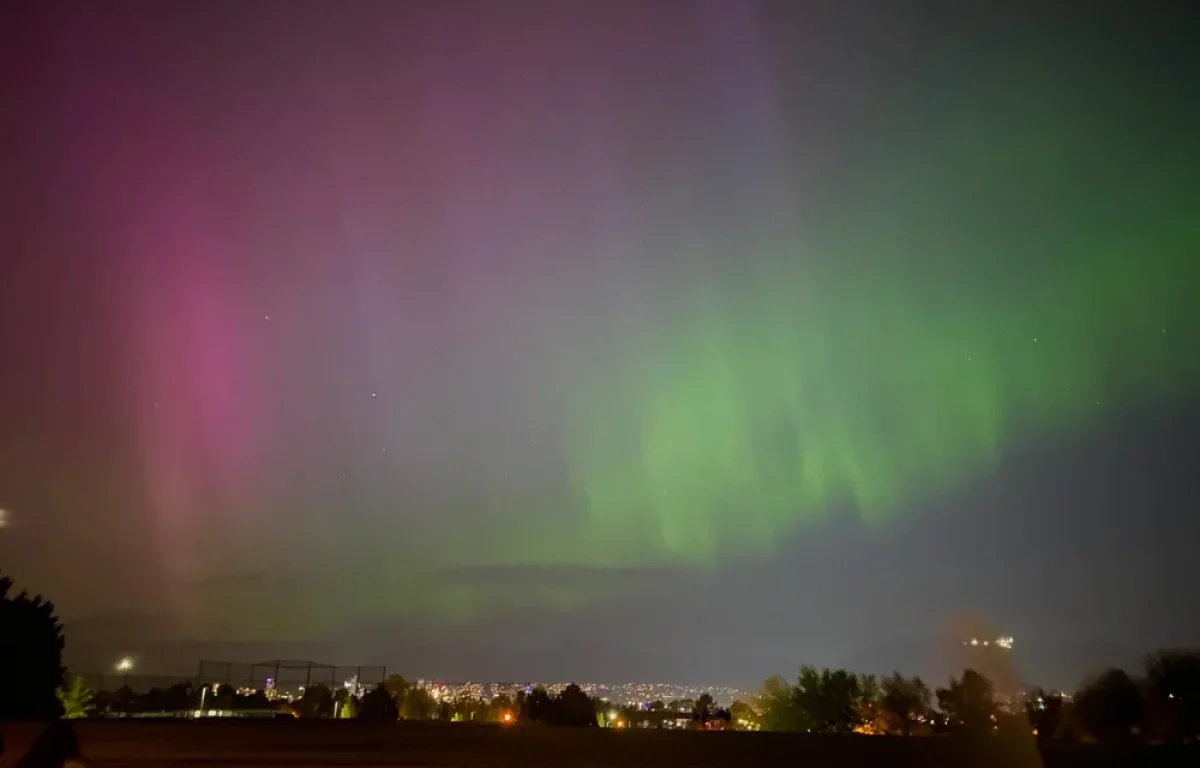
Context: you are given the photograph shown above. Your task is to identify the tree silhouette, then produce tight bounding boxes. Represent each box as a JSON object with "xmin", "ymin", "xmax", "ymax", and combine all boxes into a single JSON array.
[
  {"xmin": 1072, "ymin": 668, "xmax": 1147, "ymax": 745},
  {"xmin": 759, "ymin": 674, "xmax": 806, "ymax": 732},
  {"xmin": 0, "ymin": 573, "xmax": 66, "ymax": 719},
  {"xmin": 489, "ymin": 693, "xmax": 515, "ymax": 722},
  {"xmin": 936, "ymin": 669, "xmax": 997, "ymax": 734},
  {"xmin": 522, "ymin": 686, "xmax": 553, "ymax": 724},
  {"xmin": 300, "ymin": 684, "xmax": 335, "ymax": 718},
  {"xmin": 400, "ymin": 686, "xmax": 436, "ymax": 720},
  {"xmin": 1025, "ymin": 688, "xmax": 1066, "ymax": 744},
  {"xmin": 138, "ymin": 687, "xmax": 169, "ymax": 712},
  {"xmin": 729, "ymin": 700, "xmax": 759, "ymax": 730},
  {"xmin": 879, "ymin": 673, "xmax": 932, "ymax": 736},
  {"xmin": 163, "ymin": 681, "xmax": 196, "ymax": 711},
  {"xmin": 694, "ymin": 693, "xmax": 714, "ymax": 727},
  {"xmin": 358, "ymin": 683, "xmax": 399, "ymax": 721},
  {"xmin": 1143, "ymin": 649, "xmax": 1200, "ymax": 743},
  {"xmin": 57, "ymin": 676, "xmax": 95, "ymax": 719},
  {"xmin": 554, "ymin": 684, "xmax": 597, "ymax": 727},
  {"xmin": 237, "ymin": 689, "xmax": 270, "ymax": 710},
  {"xmin": 113, "ymin": 685, "xmax": 137, "ymax": 714},
  {"xmin": 383, "ymin": 674, "xmax": 412, "ymax": 711},
  {"xmin": 794, "ymin": 666, "xmax": 863, "ymax": 733},
  {"xmin": 857, "ymin": 674, "xmax": 881, "ymax": 731}
]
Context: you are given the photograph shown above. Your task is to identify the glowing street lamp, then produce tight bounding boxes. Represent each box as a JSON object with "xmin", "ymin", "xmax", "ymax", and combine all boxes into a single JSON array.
[{"xmin": 116, "ymin": 657, "xmax": 134, "ymax": 687}]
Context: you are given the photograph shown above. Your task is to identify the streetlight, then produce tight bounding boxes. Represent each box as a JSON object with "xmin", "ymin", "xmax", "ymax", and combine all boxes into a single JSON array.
[{"xmin": 116, "ymin": 657, "xmax": 134, "ymax": 688}]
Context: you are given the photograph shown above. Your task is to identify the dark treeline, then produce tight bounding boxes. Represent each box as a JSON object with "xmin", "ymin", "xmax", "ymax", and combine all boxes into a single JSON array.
[
  {"xmin": 2, "ymin": 571, "xmax": 1197, "ymax": 747},
  {"xmin": 744, "ymin": 658, "xmax": 1199, "ymax": 745}
]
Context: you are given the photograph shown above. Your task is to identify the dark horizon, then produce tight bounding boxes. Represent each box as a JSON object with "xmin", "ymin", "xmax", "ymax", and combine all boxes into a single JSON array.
[{"xmin": 2, "ymin": 0, "xmax": 1199, "ymax": 693}]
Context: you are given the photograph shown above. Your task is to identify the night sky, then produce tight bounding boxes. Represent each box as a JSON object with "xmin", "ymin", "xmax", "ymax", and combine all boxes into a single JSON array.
[{"xmin": 2, "ymin": 0, "xmax": 1198, "ymax": 689}]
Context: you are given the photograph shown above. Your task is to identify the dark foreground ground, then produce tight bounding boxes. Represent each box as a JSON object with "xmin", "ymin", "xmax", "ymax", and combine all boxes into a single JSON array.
[{"xmin": 2, "ymin": 721, "xmax": 1197, "ymax": 768}]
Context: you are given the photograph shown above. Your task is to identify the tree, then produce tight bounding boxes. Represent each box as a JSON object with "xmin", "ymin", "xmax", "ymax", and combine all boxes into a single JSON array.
[
  {"xmin": 729, "ymin": 700, "xmax": 760, "ymax": 730},
  {"xmin": 1143, "ymin": 649, "xmax": 1200, "ymax": 743},
  {"xmin": 759, "ymin": 674, "xmax": 806, "ymax": 732},
  {"xmin": 1072, "ymin": 668, "xmax": 1147, "ymax": 745},
  {"xmin": 694, "ymin": 693, "xmax": 714, "ymax": 727},
  {"xmin": 333, "ymin": 688, "xmax": 351, "ymax": 718},
  {"xmin": 468, "ymin": 697, "xmax": 491, "ymax": 722},
  {"xmin": 113, "ymin": 685, "xmax": 137, "ymax": 714},
  {"xmin": 383, "ymin": 674, "xmax": 412, "ymax": 711},
  {"xmin": 522, "ymin": 686, "xmax": 553, "ymax": 724},
  {"xmin": 0, "ymin": 573, "xmax": 66, "ymax": 719},
  {"xmin": 1025, "ymin": 688, "xmax": 1066, "ymax": 744},
  {"xmin": 794, "ymin": 666, "xmax": 863, "ymax": 733},
  {"xmin": 401, "ymin": 686, "xmax": 436, "ymax": 720},
  {"xmin": 163, "ymin": 681, "xmax": 196, "ymax": 711},
  {"xmin": 936, "ymin": 669, "xmax": 997, "ymax": 734},
  {"xmin": 236, "ymin": 689, "xmax": 270, "ymax": 710},
  {"xmin": 359, "ymin": 684, "xmax": 399, "ymax": 721},
  {"xmin": 209, "ymin": 683, "xmax": 237, "ymax": 710},
  {"xmin": 553, "ymin": 684, "xmax": 597, "ymax": 727},
  {"xmin": 300, "ymin": 684, "xmax": 335, "ymax": 718},
  {"xmin": 489, "ymin": 693, "xmax": 515, "ymax": 722},
  {"xmin": 340, "ymin": 694, "xmax": 358, "ymax": 718},
  {"xmin": 857, "ymin": 674, "xmax": 881, "ymax": 732},
  {"xmin": 451, "ymin": 691, "xmax": 476, "ymax": 721},
  {"xmin": 879, "ymin": 673, "xmax": 932, "ymax": 736},
  {"xmin": 58, "ymin": 676, "xmax": 95, "ymax": 719},
  {"xmin": 137, "ymin": 687, "xmax": 168, "ymax": 712}
]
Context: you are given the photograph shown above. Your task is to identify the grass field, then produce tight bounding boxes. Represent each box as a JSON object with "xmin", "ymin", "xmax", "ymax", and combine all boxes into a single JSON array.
[{"xmin": 2, "ymin": 720, "xmax": 1197, "ymax": 767}]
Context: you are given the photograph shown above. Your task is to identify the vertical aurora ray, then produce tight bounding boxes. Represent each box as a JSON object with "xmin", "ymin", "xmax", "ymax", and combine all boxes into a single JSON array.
[{"xmin": 130, "ymin": 189, "xmax": 269, "ymax": 624}]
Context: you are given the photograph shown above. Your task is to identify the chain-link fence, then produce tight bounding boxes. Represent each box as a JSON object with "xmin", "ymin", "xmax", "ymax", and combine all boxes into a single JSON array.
[
  {"xmin": 77, "ymin": 661, "xmax": 387, "ymax": 694},
  {"xmin": 199, "ymin": 660, "xmax": 387, "ymax": 692}
]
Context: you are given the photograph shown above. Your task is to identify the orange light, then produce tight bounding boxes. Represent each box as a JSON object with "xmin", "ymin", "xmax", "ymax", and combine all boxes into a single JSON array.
[{"xmin": 501, "ymin": 712, "xmax": 514, "ymax": 723}]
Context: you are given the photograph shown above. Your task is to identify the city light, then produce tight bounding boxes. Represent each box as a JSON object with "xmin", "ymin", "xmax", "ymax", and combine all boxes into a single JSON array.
[{"xmin": 964, "ymin": 637, "xmax": 1014, "ymax": 650}]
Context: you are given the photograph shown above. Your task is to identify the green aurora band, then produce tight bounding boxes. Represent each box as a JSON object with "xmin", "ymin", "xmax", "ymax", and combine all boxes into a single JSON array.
[
  {"xmin": 541, "ymin": 101, "xmax": 1200, "ymax": 569},
  {"xmin": 214, "ymin": 52, "xmax": 1200, "ymax": 635}
]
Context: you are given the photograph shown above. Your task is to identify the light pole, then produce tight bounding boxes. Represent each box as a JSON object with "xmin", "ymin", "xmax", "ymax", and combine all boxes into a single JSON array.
[{"xmin": 116, "ymin": 657, "xmax": 134, "ymax": 689}]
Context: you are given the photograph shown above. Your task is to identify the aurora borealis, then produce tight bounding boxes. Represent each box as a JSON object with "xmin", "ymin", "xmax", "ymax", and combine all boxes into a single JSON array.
[{"xmin": 2, "ymin": 0, "xmax": 1199, "ymax": 685}]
